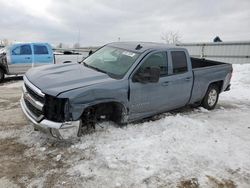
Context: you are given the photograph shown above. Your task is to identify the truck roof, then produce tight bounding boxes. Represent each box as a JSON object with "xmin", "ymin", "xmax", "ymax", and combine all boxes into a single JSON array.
[
  {"xmin": 108, "ymin": 42, "xmax": 183, "ymax": 53},
  {"xmin": 12, "ymin": 42, "xmax": 50, "ymax": 45}
]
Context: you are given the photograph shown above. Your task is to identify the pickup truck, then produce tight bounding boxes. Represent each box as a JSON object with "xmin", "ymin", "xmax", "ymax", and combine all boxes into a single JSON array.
[
  {"xmin": 0, "ymin": 43, "xmax": 84, "ymax": 83},
  {"xmin": 20, "ymin": 42, "xmax": 232, "ymax": 139},
  {"xmin": 0, "ymin": 43, "xmax": 54, "ymax": 82}
]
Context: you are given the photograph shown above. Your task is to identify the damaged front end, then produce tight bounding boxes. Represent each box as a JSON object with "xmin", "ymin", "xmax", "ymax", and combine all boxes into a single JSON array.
[{"xmin": 20, "ymin": 76, "xmax": 80, "ymax": 140}]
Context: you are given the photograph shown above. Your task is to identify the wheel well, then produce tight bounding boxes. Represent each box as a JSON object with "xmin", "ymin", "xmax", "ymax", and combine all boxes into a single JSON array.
[
  {"xmin": 81, "ymin": 102, "xmax": 126, "ymax": 124},
  {"xmin": 209, "ymin": 80, "xmax": 223, "ymax": 93},
  {"xmin": 0, "ymin": 65, "xmax": 7, "ymax": 74}
]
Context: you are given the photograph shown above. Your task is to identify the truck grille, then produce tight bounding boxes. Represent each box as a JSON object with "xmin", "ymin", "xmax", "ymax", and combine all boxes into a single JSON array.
[
  {"xmin": 23, "ymin": 77, "xmax": 45, "ymax": 121},
  {"xmin": 24, "ymin": 98, "xmax": 43, "ymax": 117},
  {"xmin": 25, "ymin": 84, "xmax": 45, "ymax": 103}
]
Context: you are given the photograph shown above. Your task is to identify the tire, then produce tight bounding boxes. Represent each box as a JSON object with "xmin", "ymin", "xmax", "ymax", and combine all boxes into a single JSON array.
[
  {"xmin": 77, "ymin": 108, "xmax": 96, "ymax": 136},
  {"xmin": 202, "ymin": 84, "xmax": 219, "ymax": 110},
  {"xmin": 0, "ymin": 68, "xmax": 5, "ymax": 83}
]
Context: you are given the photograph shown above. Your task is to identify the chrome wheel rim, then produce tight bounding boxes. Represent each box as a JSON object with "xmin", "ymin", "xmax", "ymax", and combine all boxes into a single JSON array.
[{"xmin": 208, "ymin": 89, "xmax": 217, "ymax": 106}]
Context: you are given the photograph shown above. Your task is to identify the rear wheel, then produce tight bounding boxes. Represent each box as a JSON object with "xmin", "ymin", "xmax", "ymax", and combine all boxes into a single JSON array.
[
  {"xmin": 0, "ymin": 68, "xmax": 5, "ymax": 83},
  {"xmin": 202, "ymin": 84, "xmax": 219, "ymax": 110}
]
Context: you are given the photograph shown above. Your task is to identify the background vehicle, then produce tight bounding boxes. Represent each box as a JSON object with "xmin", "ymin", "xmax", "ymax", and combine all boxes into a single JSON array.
[
  {"xmin": 0, "ymin": 43, "xmax": 54, "ymax": 82},
  {"xmin": 20, "ymin": 42, "xmax": 233, "ymax": 139},
  {"xmin": 0, "ymin": 43, "xmax": 86, "ymax": 82}
]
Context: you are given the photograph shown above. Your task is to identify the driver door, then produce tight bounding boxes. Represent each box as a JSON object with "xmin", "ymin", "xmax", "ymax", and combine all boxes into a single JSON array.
[{"xmin": 129, "ymin": 51, "xmax": 170, "ymax": 120}]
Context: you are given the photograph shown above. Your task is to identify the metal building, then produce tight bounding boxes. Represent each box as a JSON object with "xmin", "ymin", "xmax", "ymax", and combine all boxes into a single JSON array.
[
  {"xmin": 177, "ymin": 41, "xmax": 250, "ymax": 64},
  {"xmin": 55, "ymin": 41, "xmax": 250, "ymax": 64}
]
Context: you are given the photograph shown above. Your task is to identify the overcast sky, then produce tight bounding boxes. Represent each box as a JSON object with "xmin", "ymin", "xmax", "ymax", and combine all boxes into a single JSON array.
[{"xmin": 0, "ymin": 0, "xmax": 249, "ymax": 46}]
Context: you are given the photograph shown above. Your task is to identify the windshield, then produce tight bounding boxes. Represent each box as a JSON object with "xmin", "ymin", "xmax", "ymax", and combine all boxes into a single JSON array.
[{"xmin": 83, "ymin": 46, "xmax": 140, "ymax": 79}]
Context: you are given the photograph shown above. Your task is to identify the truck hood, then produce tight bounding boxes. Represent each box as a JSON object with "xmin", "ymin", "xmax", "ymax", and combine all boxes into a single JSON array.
[{"xmin": 25, "ymin": 63, "xmax": 114, "ymax": 96}]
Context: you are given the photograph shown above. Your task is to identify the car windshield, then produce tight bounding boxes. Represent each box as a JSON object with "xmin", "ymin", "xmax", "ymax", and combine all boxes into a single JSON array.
[{"xmin": 83, "ymin": 46, "xmax": 140, "ymax": 79}]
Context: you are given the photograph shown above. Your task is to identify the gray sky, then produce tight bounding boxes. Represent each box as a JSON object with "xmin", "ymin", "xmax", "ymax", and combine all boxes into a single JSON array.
[{"xmin": 0, "ymin": 0, "xmax": 249, "ymax": 46}]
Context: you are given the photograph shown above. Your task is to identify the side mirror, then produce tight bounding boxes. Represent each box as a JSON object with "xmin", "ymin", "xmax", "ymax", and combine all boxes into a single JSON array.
[
  {"xmin": 88, "ymin": 50, "xmax": 93, "ymax": 56},
  {"xmin": 134, "ymin": 67, "xmax": 161, "ymax": 83}
]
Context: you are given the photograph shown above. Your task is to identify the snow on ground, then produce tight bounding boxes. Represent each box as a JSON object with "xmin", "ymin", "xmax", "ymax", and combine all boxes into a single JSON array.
[
  {"xmin": 67, "ymin": 64, "xmax": 250, "ymax": 187},
  {"xmin": 0, "ymin": 64, "xmax": 250, "ymax": 187}
]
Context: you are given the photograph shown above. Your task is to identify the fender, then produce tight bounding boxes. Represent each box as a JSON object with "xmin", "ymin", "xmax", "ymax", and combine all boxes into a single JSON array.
[{"xmin": 70, "ymin": 99, "xmax": 129, "ymax": 123}]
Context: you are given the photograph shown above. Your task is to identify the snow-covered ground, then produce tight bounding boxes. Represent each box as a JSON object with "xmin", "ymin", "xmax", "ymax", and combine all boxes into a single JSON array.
[{"xmin": 0, "ymin": 64, "xmax": 250, "ymax": 187}]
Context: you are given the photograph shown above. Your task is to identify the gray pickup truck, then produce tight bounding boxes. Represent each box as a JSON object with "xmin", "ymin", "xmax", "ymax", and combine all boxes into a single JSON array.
[{"xmin": 20, "ymin": 42, "xmax": 232, "ymax": 139}]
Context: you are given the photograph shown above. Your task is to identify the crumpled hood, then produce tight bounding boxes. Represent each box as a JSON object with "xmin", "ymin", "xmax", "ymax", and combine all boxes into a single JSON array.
[{"xmin": 25, "ymin": 63, "xmax": 113, "ymax": 96}]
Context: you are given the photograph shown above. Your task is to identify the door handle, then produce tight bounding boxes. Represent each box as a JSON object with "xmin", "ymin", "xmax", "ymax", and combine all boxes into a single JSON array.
[
  {"xmin": 161, "ymin": 81, "xmax": 169, "ymax": 86},
  {"xmin": 25, "ymin": 57, "xmax": 31, "ymax": 59},
  {"xmin": 47, "ymin": 57, "xmax": 51, "ymax": 59}
]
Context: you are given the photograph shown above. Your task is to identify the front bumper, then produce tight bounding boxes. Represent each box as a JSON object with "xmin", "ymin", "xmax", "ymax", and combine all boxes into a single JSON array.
[{"xmin": 20, "ymin": 96, "xmax": 80, "ymax": 139}]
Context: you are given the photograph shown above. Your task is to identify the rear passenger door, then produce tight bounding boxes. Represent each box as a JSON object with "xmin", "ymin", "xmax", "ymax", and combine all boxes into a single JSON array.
[
  {"xmin": 166, "ymin": 50, "xmax": 193, "ymax": 108},
  {"xmin": 9, "ymin": 44, "xmax": 33, "ymax": 74},
  {"xmin": 33, "ymin": 44, "xmax": 53, "ymax": 66}
]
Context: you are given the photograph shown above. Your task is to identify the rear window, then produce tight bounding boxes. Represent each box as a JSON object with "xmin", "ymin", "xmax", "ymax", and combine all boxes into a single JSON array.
[
  {"xmin": 171, "ymin": 51, "xmax": 188, "ymax": 74},
  {"xmin": 34, "ymin": 45, "xmax": 49, "ymax": 55}
]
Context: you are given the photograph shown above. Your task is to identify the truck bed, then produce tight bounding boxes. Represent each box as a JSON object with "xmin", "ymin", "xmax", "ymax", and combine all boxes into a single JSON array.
[
  {"xmin": 189, "ymin": 57, "xmax": 233, "ymax": 104},
  {"xmin": 191, "ymin": 57, "xmax": 227, "ymax": 69}
]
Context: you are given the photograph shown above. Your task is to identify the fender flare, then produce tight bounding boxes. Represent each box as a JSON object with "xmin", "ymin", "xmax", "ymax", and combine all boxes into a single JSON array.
[{"xmin": 200, "ymin": 80, "xmax": 224, "ymax": 101}]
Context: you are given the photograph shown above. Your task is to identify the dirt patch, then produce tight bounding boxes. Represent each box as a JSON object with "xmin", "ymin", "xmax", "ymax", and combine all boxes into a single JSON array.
[
  {"xmin": 177, "ymin": 178, "xmax": 200, "ymax": 188},
  {"xmin": 0, "ymin": 138, "xmax": 62, "ymax": 187},
  {"xmin": 142, "ymin": 176, "xmax": 171, "ymax": 188},
  {"xmin": 206, "ymin": 176, "xmax": 237, "ymax": 188}
]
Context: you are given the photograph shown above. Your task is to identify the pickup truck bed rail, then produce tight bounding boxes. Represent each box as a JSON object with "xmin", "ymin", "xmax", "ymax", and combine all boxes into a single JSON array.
[{"xmin": 191, "ymin": 57, "xmax": 227, "ymax": 69}]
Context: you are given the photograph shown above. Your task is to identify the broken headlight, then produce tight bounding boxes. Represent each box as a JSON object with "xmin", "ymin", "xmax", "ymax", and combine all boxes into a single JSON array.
[{"xmin": 44, "ymin": 95, "xmax": 67, "ymax": 122}]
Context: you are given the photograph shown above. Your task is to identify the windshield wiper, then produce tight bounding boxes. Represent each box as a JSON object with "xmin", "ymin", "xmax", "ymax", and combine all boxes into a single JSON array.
[
  {"xmin": 83, "ymin": 62, "xmax": 119, "ymax": 79},
  {"xmin": 83, "ymin": 62, "xmax": 108, "ymax": 74}
]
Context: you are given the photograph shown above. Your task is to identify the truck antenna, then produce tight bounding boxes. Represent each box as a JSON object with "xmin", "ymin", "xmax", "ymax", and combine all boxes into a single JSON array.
[{"xmin": 135, "ymin": 44, "xmax": 142, "ymax": 50}]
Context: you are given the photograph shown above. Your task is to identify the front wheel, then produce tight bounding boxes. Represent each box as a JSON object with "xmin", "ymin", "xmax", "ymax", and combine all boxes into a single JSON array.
[
  {"xmin": 202, "ymin": 85, "xmax": 219, "ymax": 110},
  {"xmin": 77, "ymin": 107, "xmax": 96, "ymax": 136}
]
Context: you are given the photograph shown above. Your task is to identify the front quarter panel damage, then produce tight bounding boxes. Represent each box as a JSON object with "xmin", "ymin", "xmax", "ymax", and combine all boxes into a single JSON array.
[{"xmin": 58, "ymin": 79, "xmax": 129, "ymax": 121}]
